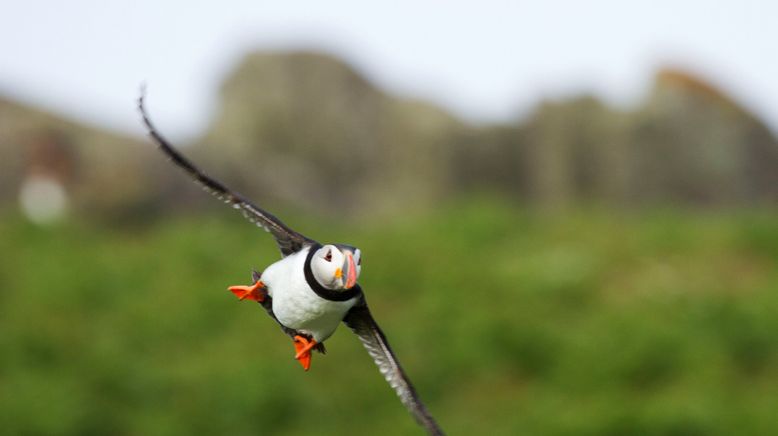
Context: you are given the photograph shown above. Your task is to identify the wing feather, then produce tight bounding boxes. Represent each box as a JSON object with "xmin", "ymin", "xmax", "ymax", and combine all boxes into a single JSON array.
[
  {"xmin": 138, "ymin": 91, "xmax": 316, "ymax": 256},
  {"xmin": 343, "ymin": 300, "xmax": 444, "ymax": 436}
]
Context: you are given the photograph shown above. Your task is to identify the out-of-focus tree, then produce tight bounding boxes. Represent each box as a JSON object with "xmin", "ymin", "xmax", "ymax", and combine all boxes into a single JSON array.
[
  {"xmin": 199, "ymin": 51, "xmax": 463, "ymax": 216},
  {"xmin": 1, "ymin": 53, "xmax": 776, "ymax": 222},
  {"xmin": 628, "ymin": 69, "xmax": 778, "ymax": 206}
]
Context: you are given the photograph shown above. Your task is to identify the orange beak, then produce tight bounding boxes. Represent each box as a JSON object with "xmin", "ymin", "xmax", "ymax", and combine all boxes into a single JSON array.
[{"xmin": 345, "ymin": 253, "xmax": 357, "ymax": 289}]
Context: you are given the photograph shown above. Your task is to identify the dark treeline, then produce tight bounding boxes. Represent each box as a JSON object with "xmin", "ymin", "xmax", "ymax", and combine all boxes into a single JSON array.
[{"xmin": 1, "ymin": 51, "xmax": 776, "ymax": 221}]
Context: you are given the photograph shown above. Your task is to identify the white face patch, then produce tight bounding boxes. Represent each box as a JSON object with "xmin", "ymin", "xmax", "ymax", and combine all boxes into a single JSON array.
[
  {"xmin": 353, "ymin": 248, "xmax": 362, "ymax": 278},
  {"xmin": 311, "ymin": 245, "xmax": 344, "ymax": 289}
]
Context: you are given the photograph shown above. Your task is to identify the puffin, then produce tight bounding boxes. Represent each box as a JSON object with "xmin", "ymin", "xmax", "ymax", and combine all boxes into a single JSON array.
[{"xmin": 139, "ymin": 93, "xmax": 444, "ymax": 436}]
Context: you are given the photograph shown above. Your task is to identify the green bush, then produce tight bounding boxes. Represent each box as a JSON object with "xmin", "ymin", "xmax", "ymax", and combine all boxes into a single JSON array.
[{"xmin": 1, "ymin": 202, "xmax": 776, "ymax": 435}]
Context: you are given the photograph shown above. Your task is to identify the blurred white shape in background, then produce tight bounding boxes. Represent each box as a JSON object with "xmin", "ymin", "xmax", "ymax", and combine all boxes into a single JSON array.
[{"xmin": 19, "ymin": 174, "xmax": 69, "ymax": 225}]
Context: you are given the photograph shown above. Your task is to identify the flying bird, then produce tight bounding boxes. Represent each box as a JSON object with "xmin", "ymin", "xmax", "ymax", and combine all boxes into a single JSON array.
[{"xmin": 139, "ymin": 92, "xmax": 444, "ymax": 435}]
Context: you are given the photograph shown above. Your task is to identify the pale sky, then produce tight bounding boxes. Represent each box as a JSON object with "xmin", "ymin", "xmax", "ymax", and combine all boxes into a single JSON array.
[{"xmin": 1, "ymin": 0, "xmax": 776, "ymax": 140}]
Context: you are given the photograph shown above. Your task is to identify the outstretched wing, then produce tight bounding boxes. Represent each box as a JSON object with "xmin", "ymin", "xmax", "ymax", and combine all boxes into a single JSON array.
[
  {"xmin": 138, "ymin": 91, "xmax": 316, "ymax": 256},
  {"xmin": 343, "ymin": 298, "xmax": 444, "ymax": 436}
]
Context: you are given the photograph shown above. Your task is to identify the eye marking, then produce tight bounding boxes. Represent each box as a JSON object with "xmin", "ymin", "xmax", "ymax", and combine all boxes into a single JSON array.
[
  {"xmin": 324, "ymin": 250, "xmax": 332, "ymax": 262},
  {"xmin": 357, "ymin": 257, "xmax": 362, "ymax": 266}
]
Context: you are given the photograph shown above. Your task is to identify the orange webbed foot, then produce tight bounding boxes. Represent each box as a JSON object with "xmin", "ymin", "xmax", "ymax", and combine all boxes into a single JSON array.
[
  {"xmin": 228, "ymin": 280, "xmax": 266, "ymax": 302},
  {"xmin": 293, "ymin": 335, "xmax": 317, "ymax": 371}
]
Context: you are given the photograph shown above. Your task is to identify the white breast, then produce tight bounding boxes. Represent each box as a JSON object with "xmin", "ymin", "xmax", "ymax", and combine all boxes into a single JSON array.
[{"xmin": 261, "ymin": 247, "xmax": 358, "ymax": 342}]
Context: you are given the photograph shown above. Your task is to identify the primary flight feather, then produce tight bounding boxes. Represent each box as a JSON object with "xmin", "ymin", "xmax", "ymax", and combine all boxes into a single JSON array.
[{"xmin": 139, "ymin": 92, "xmax": 443, "ymax": 435}]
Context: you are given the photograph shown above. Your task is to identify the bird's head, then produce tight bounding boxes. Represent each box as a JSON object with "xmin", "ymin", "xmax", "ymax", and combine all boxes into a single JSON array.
[{"xmin": 311, "ymin": 244, "xmax": 362, "ymax": 291}]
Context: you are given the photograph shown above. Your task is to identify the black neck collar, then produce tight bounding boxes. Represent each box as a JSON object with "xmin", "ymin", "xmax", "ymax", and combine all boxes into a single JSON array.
[{"xmin": 303, "ymin": 244, "xmax": 362, "ymax": 302}]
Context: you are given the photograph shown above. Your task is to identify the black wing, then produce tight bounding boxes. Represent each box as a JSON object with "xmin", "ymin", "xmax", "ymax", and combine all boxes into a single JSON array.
[
  {"xmin": 343, "ymin": 298, "xmax": 444, "ymax": 436},
  {"xmin": 138, "ymin": 91, "xmax": 316, "ymax": 256}
]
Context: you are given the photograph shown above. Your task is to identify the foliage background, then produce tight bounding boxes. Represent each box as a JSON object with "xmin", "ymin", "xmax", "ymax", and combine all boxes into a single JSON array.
[{"xmin": 1, "ymin": 201, "xmax": 777, "ymax": 435}]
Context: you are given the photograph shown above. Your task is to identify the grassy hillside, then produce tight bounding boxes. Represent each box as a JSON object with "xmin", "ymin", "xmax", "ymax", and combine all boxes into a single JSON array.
[{"xmin": 1, "ymin": 200, "xmax": 777, "ymax": 435}]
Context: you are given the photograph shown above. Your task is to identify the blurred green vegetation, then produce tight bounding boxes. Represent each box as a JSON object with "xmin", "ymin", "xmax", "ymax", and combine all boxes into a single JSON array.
[{"xmin": 1, "ymin": 198, "xmax": 777, "ymax": 435}]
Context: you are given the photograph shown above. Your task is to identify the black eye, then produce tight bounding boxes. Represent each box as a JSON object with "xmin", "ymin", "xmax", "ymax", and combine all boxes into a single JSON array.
[
  {"xmin": 324, "ymin": 250, "xmax": 332, "ymax": 262},
  {"xmin": 357, "ymin": 257, "xmax": 361, "ymax": 266}
]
